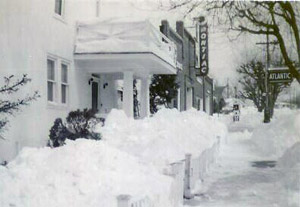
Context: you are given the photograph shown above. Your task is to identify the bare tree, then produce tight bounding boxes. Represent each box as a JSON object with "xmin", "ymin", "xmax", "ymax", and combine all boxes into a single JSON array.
[
  {"xmin": 170, "ymin": 1, "xmax": 300, "ymax": 83},
  {"xmin": 0, "ymin": 74, "xmax": 40, "ymax": 136},
  {"xmin": 237, "ymin": 60, "xmax": 287, "ymax": 113},
  {"xmin": 238, "ymin": 60, "xmax": 266, "ymax": 112}
]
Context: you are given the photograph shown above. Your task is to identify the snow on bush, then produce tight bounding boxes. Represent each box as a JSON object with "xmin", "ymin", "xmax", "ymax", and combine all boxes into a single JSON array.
[
  {"xmin": 99, "ymin": 108, "xmax": 227, "ymax": 170},
  {"xmin": 249, "ymin": 109, "xmax": 299, "ymax": 158},
  {"xmin": 0, "ymin": 140, "xmax": 172, "ymax": 207}
]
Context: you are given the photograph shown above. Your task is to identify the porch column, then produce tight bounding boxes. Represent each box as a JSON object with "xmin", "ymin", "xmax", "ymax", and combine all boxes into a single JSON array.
[
  {"xmin": 123, "ymin": 71, "xmax": 134, "ymax": 117},
  {"xmin": 140, "ymin": 75, "xmax": 151, "ymax": 118}
]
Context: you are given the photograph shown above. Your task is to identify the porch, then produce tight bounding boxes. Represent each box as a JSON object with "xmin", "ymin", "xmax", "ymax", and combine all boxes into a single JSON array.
[{"xmin": 74, "ymin": 18, "xmax": 178, "ymax": 118}]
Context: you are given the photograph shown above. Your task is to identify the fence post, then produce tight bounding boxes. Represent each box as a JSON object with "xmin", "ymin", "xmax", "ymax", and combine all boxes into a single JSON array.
[
  {"xmin": 170, "ymin": 161, "xmax": 185, "ymax": 206},
  {"xmin": 184, "ymin": 153, "xmax": 193, "ymax": 199},
  {"xmin": 117, "ymin": 194, "xmax": 131, "ymax": 207}
]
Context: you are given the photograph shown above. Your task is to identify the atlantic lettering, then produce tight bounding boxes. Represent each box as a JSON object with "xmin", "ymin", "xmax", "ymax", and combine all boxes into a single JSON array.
[
  {"xmin": 269, "ymin": 72, "xmax": 291, "ymax": 80},
  {"xmin": 268, "ymin": 70, "xmax": 293, "ymax": 83}
]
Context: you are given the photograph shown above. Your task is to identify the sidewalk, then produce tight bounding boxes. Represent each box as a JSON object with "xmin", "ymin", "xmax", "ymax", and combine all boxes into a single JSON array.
[{"xmin": 184, "ymin": 125, "xmax": 295, "ymax": 207}]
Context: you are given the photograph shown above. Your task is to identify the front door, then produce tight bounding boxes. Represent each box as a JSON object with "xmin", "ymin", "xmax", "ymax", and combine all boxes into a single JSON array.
[{"xmin": 91, "ymin": 81, "xmax": 99, "ymax": 111}]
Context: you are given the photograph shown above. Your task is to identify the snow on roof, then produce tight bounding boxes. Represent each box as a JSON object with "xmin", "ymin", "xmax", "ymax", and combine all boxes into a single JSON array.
[{"xmin": 74, "ymin": 17, "xmax": 177, "ymax": 66}]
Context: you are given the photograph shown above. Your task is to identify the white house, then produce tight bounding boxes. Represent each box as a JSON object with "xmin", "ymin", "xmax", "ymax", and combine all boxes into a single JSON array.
[{"xmin": 0, "ymin": 0, "xmax": 177, "ymax": 161}]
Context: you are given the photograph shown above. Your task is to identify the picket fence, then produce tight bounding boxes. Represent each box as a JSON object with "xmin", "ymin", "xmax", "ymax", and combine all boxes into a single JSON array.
[
  {"xmin": 117, "ymin": 195, "xmax": 153, "ymax": 207},
  {"xmin": 116, "ymin": 136, "xmax": 221, "ymax": 207}
]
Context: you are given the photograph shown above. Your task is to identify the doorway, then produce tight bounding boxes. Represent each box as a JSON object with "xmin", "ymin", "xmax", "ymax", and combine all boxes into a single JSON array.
[{"xmin": 91, "ymin": 78, "xmax": 100, "ymax": 112}]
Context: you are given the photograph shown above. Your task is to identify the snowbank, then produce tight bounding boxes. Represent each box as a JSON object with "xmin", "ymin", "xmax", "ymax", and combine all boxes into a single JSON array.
[
  {"xmin": 263, "ymin": 111, "xmax": 300, "ymax": 206},
  {"xmin": 0, "ymin": 140, "xmax": 172, "ymax": 207},
  {"xmin": 249, "ymin": 109, "xmax": 300, "ymax": 158},
  {"xmin": 99, "ymin": 108, "xmax": 227, "ymax": 170},
  {"xmin": 277, "ymin": 112, "xmax": 300, "ymax": 191},
  {"xmin": 0, "ymin": 109, "xmax": 227, "ymax": 207},
  {"xmin": 277, "ymin": 141, "xmax": 300, "ymax": 206},
  {"xmin": 239, "ymin": 106, "xmax": 264, "ymax": 128},
  {"xmin": 278, "ymin": 142, "xmax": 300, "ymax": 190}
]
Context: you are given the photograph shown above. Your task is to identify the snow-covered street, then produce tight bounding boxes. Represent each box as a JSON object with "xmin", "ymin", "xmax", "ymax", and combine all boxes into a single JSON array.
[{"xmin": 185, "ymin": 109, "xmax": 300, "ymax": 207}]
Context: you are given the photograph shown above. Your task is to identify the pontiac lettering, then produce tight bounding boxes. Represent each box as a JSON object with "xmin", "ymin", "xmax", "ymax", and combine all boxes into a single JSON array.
[{"xmin": 199, "ymin": 23, "xmax": 209, "ymax": 76}]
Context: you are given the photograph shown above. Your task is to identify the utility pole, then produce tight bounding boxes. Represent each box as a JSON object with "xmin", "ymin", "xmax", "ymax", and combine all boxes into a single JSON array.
[
  {"xmin": 256, "ymin": 29, "xmax": 278, "ymax": 123},
  {"xmin": 227, "ymin": 78, "xmax": 229, "ymax": 99},
  {"xmin": 265, "ymin": 31, "xmax": 271, "ymax": 123},
  {"xmin": 234, "ymin": 86, "xmax": 237, "ymax": 99}
]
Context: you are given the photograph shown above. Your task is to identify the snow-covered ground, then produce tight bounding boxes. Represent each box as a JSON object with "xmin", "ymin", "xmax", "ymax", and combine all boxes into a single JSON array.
[
  {"xmin": 0, "ymin": 109, "xmax": 227, "ymax": 207},
  {"xmin": 186, "ymin": 106, "xmax": 300, "ymax": 207},
  {"xmin": 1, "ymin": 106, "xmax": 298, "ymax": 207}
]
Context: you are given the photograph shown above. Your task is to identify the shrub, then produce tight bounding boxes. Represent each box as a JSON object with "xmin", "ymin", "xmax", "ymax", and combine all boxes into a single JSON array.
[
  {"xmin": 150, "ymin": 75, "xmax": 178, "ymax": 114},
  {"xmin": 48, "ymin": 109, "xmax": 102, "ymax": 147}
]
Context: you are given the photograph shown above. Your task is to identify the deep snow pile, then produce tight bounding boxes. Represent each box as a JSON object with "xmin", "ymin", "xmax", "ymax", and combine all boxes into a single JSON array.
[
  {"xmin": 0, "ymin": 140, "xmax": 172, "ymax": 207},
  {"xmin": 276, "ymin": 114, "xmax": 300, "ymax": 207},
  {"xmin": 278, "ymin": 142, "xmax": 300, "ymax": 190},
  {"xmin": 250, "ymin": 109, "xmax": 300, "ymax": 158},
  {"xmin": 0, "ymin": 109, "xmax": 227, "ymax": 207},
  {"xmin": 99, "ymin": 109, "xmax": 227, "ymax": 169},
  {"xmin": 239, "ymin": 106, "xmax": 264, "ymax": 128}
]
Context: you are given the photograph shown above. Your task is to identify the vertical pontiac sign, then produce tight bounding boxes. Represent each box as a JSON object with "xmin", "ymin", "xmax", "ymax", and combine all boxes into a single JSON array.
[{"xmin": 199, "ymin": 23, "xmax": 209, "ymax": 76}]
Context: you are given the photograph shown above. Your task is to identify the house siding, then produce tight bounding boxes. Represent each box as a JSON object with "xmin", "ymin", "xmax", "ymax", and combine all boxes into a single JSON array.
[{"xmin": 0, "ymin": 0, "xmax": 98, "ymax": 161}]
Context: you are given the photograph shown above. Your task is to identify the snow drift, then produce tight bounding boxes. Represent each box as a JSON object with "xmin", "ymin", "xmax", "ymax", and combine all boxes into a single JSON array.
[
  {"xmin": 99, "ymin": 108, "xmax": 227, "ymax": 170},
  {"xmin": 278, "ymin": 142, "xmax": 300, "ymax": 191},
  {"xmin": 276, "ymin": 113, "xmax": 300, "ymax": 196},
  {"xmin": 0, "ymin": 140, "xmax": 172, "ymax": 207},
  {"xmin": 250, "ymin": 109, "xmax": 300, "ymax": 158},
  {"xmin": 0, "ymin": 109, "xmax": 227, "ymax": 207}
]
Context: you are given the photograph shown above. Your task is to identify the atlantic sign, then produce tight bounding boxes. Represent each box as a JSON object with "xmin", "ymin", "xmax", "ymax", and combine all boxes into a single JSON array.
[
  {"xmin": 268, "ymin": 68, "xmax": 293, "ymax": 83},
  {"xmin": 199, "ymin": 23, "xmax": 209, "ymax": 76}
]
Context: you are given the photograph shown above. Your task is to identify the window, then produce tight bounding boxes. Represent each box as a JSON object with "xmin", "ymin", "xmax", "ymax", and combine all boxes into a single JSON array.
[
  {"xmin": 47, "ymin": 59, "xmax": 56, "ymax": 102},
  {"xmin": 55, "ymin": 0, "xmax": 63, "ymax": 16},
  {"xmin": 47, "ymin": 57, "xmax": 70, "ymax": 106},
  {"xmin": 61, "ymin": 63, "xmax": 68, "ymax": 104}
]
